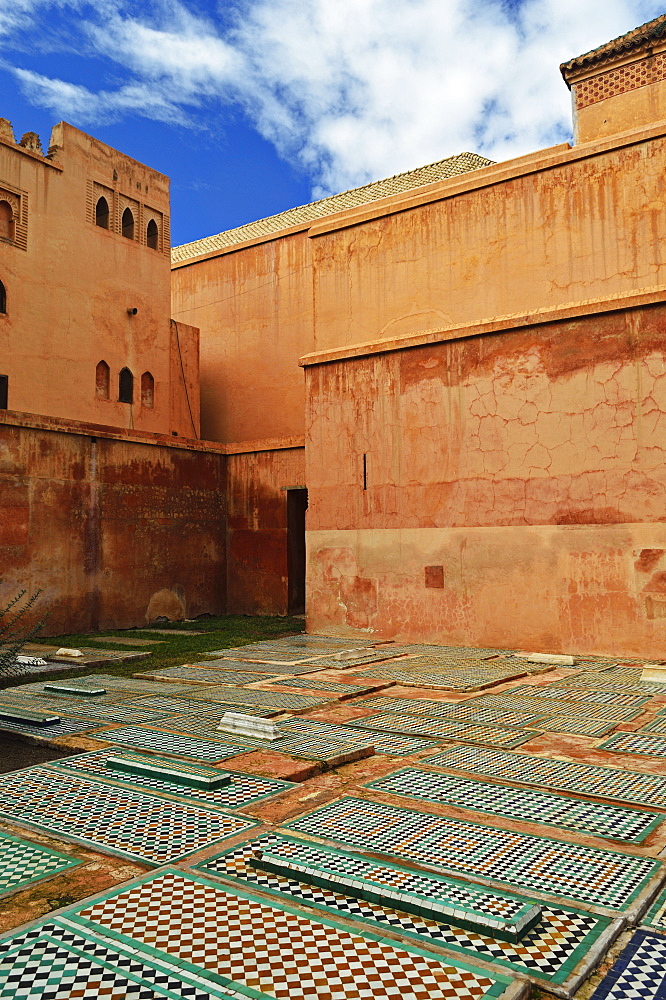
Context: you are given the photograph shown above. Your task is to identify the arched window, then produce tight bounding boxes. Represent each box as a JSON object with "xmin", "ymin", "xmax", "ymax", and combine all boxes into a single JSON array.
[
  {"xmin": 0, "ymin": 280, "xmax": 6, "ymax": 315},
  {"xmin": 121, "ymin": 207, "xmax": 134, "ymax": 241},
  {"xmin": 141, "ymin": 371, "xmax": 154, "ymax": 408},
  {"xmin": 146, "ymin": 219, "xmax": 159, "ymax": 250},
  {"xmin": 119, "ymin": 367, "xmax": 134, "ymax": 403},
  {"xmin": 95, "ymin": 196, "xmax": 110, "ymax": 229},
  {"xmin": 0, "ymin": 201, "xmax": 14, "ymax": 242},
  {"xmin": 95, "ymin": 360, "xmax": 110, "ymax": 399}
]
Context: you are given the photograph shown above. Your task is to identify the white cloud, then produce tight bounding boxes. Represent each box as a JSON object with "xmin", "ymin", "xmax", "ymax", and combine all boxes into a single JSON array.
[{"xmin": 4, "ymin": 0, "xmax": 665, "ymax": 195}]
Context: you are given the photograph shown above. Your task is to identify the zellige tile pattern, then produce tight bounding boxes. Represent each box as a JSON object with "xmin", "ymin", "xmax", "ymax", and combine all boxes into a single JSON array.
[
  {"xmin": 600, "ymin": 732, "xmax": 666, "ymax": 757},
  {"xmin": 366, "ymin": 768, "xmax": 664, "ymax": 842},
  {"xmin": 92, "ymin": 726, "xmax": 248, "ymax": 761},
  {"xmin": 0, "ymin": 766, "xmax": 255, "ymax": 864},
  {"xmin": 286, "ymin": 796, "xmax": 658, "ymax": 909},
  {"xmin": 348, "ymin": 712, "xmax": 535, "ymax": 748},
  {"xmin": 72, "ymin": 869, "xmax": 511, "ymax": 1000},
  {"xmin": 198, "ymin": 833, "xmax": 610, "ymax": 984},
  {"xmin": 277, "ymin": 718, "xmax": 440, "ymax": 753},
  {"xmin": 51, "ymin": 750, "xmax": 293, "ymax": 810},
  {"xmin": 588, "ymin": 929, "xmax": 666, "ymax": 1000},
  {"xmin": 427, "ymin": 745, "xmax": 666, "ymax": 809},
  {"xmin": 0, "ymin": 832, "xmax": 81, "ymax": 896}
]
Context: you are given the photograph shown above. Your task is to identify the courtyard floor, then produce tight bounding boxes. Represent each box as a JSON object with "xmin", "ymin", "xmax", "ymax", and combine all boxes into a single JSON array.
[{"xmin": 0, "ymin": 623, "xmax": 664, "ymax": 999}]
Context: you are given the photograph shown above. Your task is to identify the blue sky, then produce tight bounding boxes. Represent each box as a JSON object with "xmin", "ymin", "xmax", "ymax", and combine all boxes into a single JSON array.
[{"xmin": 0, "ymin": 0, "xmax": 662, "ymax": 248}]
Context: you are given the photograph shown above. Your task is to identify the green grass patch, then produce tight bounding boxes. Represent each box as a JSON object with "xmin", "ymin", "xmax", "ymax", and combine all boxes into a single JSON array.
[{"xmin": 7, "ymin": 615, "xmax": 305, "ymax": 687}]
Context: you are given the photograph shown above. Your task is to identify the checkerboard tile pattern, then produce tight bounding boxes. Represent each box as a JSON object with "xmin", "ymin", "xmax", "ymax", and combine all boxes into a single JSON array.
[
  {"xmin": 357, "ymin": 662, "xmax": 528, "ymax": 689},
  {"xmin": 0, "ymin": 766, "xmax": 255, "ymax": 864},
  {"xmin": 92, "ymin": 727, "xmax": 247, "ymax": 761},
  {"xmin": 0, "ymin": 715, "xmax": 103, "ymax": 737},
  {"xmin": 640, "ymin": 717, "xmax": 666, "ymax": 735},
  {"xmin": 72, "ymin": 870, "xmax": 510, "ymax": 1000},
  {"xmin": 125, "ymin": 696, "xmax": 274, "ymax": 717},
  {"xmin": 161, "ymin": 688, "xmax": 329, "ymax": 709},
  {"xmin": 529, "ymin": 714, "xmax": 618, "ymax": 737},
  {"xmin": 198, "ymin": 834, "xmax": 608, "ymax": 984},
  {"xmin": 600, "ymin": 732, "xmax": 666, "ymax": 757},
  {"xmin": 51, "ymin": 750, "xmax": 293, "ymax": 810},
  {"xmin": 359, "ymin": 697, "xmax": 545, "ymax": 727},
  {"xmin": 563, "ymin": 676, "xmax": 666, "ymax": 695},
  {"xmin": 56, "ymin": 702, "xmax": 172, "ymax": 725},
  {"xmin": 0, "ymin": 832, "xmax": 80, "ymax": 896},
  {"xmin": 426, "ymin": 745, "xmax": 666, "ymax": 809},
  {"xmin": 348, "ymin": 712, "xmax": 536, "ymax": 747},
  {"xmin": 643, "ymin": 882, "xmax": 666, "ymax": 932},
  {"xmin": 270, "ymin": 677, "xmax": 371, "ymax": 693},
  {"xmin": 141, "ymin": 666, "xmax": 276, "ymax": 685},
  {"xmin": 286, "ymin": 797, "xmax": 658, "ymax": 909},
  {"xmin": 589, "ymin": 929, "xmax": 666, "ymax": 1000},
  {"xmin": 202, "ymin": 658, "xmax": 324, "ymax": 674},
  {"xmin": 501, "ymin": 687, "xmax": 649, "ymax": 709},
  {"xmin": 0, "ymin": 922, "xmax": 235, "ymax": 999},
  {"xmin": 299, "ymin": 651, "xmax": 409, "ymax": 668},
  {"xmin": 367, "ymin": 768, "xmax": 663, "ymax": 842},
  {"xmin": 277, "ymin": 718, "xmax": 439, "ymax": 753}
]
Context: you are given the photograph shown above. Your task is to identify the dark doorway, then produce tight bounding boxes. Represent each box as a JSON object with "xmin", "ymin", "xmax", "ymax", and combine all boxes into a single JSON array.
[{"xmin": 287, "ymin": 487, "xmax": 308, "ymax": 615}]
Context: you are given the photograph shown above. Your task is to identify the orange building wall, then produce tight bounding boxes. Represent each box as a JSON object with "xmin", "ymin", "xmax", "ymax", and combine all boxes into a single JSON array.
[
  {"xmin": 307, "ymin": 133, "xmax": 666, "ymax": 356},
  {"xmin": 171, "ymin": 231, "xmax": 311, "ymax": 444},
  {"xmin": 0, "ymin": 122, "xmax": 198, "ymax": 437},
  {"xmin": 226, "ymin": 444, "xmax": 306, "ymax": 615},
  {"xmin": 305, "ymin": 304, "xmax": 666, "ymax": 656},
  {"xmin": 0, "ymin": 413, "xmax": 225, "ymax": 634}
]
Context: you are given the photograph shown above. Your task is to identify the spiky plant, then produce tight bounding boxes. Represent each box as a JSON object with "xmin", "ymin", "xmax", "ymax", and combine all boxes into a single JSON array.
[{"xmin": 0, "ymin": 588, "xmax": 47, "ymax": 682}]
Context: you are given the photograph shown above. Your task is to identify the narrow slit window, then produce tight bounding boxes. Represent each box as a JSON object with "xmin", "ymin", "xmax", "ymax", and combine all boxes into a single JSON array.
[
  {"xmin": 95, "ymin": 360, "xmax": 110, "ymax": 399},
  {"xmin": 95, "ymin": 196, "xmax": 110, "ymax": 229},
  {"xmin": 0, "ymin": 201, "xmax": 14, "ymax": 242},
  {"xmin": 119, "ymin": 367, "xmax": 133, "ymax": 403},
  {"xmin": 0, "ymin": 279, "xmax": 6, "ymax": 314},
  {"xmin": 121, "ymin": 207, "xmax": 134, "ymax": 241},
  {"xmin": 363, "ymin": 453, "xmax": 368, "ymax": 490},
  {"xmin": 0, "ymin": 375, "xmax": 7, "ymax": 410},
  {"xmin": 146, "ymin": 219, "xmax": 159, "ymax": 250},
  {"xmin": 141, "ymin": 371, "xmax": 154, "ymax": 407}
]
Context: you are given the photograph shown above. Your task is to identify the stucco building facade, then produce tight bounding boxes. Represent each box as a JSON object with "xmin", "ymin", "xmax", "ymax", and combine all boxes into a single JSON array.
[{"xmin": 3, "ymin": 15, "xmax": 666, "ymax": 654}]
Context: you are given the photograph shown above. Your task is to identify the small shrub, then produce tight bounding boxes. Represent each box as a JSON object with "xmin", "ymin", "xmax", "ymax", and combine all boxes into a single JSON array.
[{"xmin": 0, "ymin": 589, "xmax": 47, "ymax": 682}]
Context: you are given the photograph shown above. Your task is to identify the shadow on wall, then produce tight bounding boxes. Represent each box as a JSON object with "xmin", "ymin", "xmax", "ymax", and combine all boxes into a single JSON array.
[{"xmin": 146, "ymin": 587, "xmax": 186, "ymax": 623}]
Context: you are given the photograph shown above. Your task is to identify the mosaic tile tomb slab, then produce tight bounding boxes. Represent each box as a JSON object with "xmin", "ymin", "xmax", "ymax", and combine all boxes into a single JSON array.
[
  {"xmin": 0, "ymin": 831, "xmax": 81, "ymax": 896},
  {"xmin": 50, "ymin": 750, "xmax": 293, "ymax": 811},
  {"xmin": 348, "ymin": 712, "xmax": 536, "ymax": 748},
  {"xmin": 197, "ymin": 833, "xmax": 611, "ymax": 985},
  {"xmin": 286, "ymin": 796, "xmax": 658, "ymax": 910},
  {"xmin": 69, "ymin": 869, "xmax": 512, "ymax": 1000},
  {"xmin": 600, "ymin": 732, "xmax": 666, "ymax": 757},
  {"xmin": 366, "ymin": 767, "xmax": 663, "ymax": 842},
  {"xmin": 588, "ymin": 929, "xmax": 666, "ymax": 1000},
  {"xmin": 0, "ymin": 766, "xmax": 255, "ymax": 864},
  {"xmin": 427, "ymin": 745, "xmax": 666, "ymax": 808},
  {"xmin": 93, "ymin": 726, "xmax": 249, "ymax": 761}
]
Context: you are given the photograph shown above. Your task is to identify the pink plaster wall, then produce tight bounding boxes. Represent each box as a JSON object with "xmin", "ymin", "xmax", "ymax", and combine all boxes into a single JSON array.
[{"xmin": 305, "ymin": 306, "xmax": 666, "ymax": 656}]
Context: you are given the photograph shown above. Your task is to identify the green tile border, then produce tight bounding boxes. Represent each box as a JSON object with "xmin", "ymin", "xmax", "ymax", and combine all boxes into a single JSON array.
[
  {"xmin": 642, "ymin": 882, "xmax": 666, "ymax": 931},
  {"xmin": 46, "ymin": 755, "xmax": 294, "ymax": 815},
  {"xmin": 64, "ymin": 865, "xmax": 513, "ymax": 997},
  {"xmin": 282, "ymin": 795, "xmax": 662, "ymax": 911},
  {"xmin": 192, "ymin": 832, "xmax": 611, "ymax": 985},
  {"xmin": 0, "ymin": 830, "xmax": 82, "ymax": 897},
  {"xmin": 363, "ymin": 766, "xmax": 666, "ymax": 844}
]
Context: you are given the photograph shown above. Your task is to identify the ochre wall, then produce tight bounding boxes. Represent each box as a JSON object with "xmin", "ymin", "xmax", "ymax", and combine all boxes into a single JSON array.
[
  {"xmin": 308, "ymin": 134, "xmax": 666, "ymax": 355},
  {"xmin": 0, "ymin": 415, "xmax": 225, "ymax": 634},
  {"xmin": 171, "ymin": 232, "xmax": 311, "ymax": 444},
  {"xmin": 226, "ymin": 445, "xmax": 305, "ymax": 615},
  {"xmin": 305, "ymin": 305, "xmax": 666, "ymax": 656},
  {"xmin": 0, "ymin": 123, "xmax": 198, "ymax": 437}
]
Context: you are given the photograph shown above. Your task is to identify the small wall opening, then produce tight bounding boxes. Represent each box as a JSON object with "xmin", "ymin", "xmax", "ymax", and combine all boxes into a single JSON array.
[
  {"xmin": 287, "ymin": 487, "xmax": 308, "ymax": 615},
  {"xmin": 141, "ymin": 370, "xmax": 154, "ymax": 407},
  {"xmin": 0, "ymin": 201, "xmax": 14, "ymax": 242},
  {"xmin": 95, "ymin": 196, "xmax": 110, "ymax": 229},
  {"xmin": 119, "ymin": 367, "xmax": 134, "ymax": 403},
  {"xmin": 95, "ymin": 360, "xmax": 110, "ymax": 399},
  {"xmin": 0, "ymin": 279, "xmax": 6, "ymax": 314},
  {"xmin": 146, "ymin": 219, "xmax": 159, "ymax": 250},
  {"xmin": 121, "ymin": 207, "xmax": 134, "ymax": 241},
  {"xmin": 0, "ymin": 375, "xmax": 7, "ymax": 409}
]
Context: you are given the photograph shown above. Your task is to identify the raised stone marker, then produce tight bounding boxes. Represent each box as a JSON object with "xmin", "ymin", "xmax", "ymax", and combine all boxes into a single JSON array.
[
  {"xmin": 250, "ymin": 849, "xmax": 542, "ymax": 942},
  {"xmin": 217, "ymin": 712, "xmax": 283, "ymax": 740},
  {"xmin": 44, "ymin": 683, "xmax": 107, "ymax": 696},
  {"xmin": 0, "ymin": 707, "xmax": 60, "ymax": 726},
  {"xmin": 515, "ymin": 652, "xmax": 576, "ymax": 666},
  {"xmin": 55, "ymin": 648, "xmax": 85, "ymax": 657},
  {"xmin": 105, "ymin": 752, "xmax": 232, "ymax": 789},
  {"xmin": 642, "ymin": 664, "xmax": 666, "ymax": 684}
]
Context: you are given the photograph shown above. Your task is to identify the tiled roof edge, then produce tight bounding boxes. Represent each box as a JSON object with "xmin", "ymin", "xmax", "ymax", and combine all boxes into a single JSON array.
[
  {"xmin": 172, "ymin": 152, "xmax": 493, "ymax": 263},
  {"xmin": 561, "ymin": 13, "xmax": 666, "ymax": 78}
]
